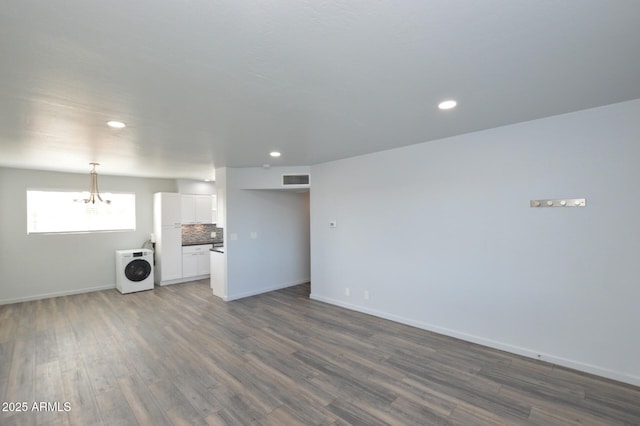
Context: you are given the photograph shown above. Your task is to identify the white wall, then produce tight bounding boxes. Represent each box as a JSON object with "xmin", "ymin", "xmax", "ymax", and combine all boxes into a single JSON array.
[
  {"xmin": 177, "ymin": 179, "xmax": 216, "ymax": 195},
  {"xmin": 222, "ymin": 166, "xmax": 310, "ymax": 300},
  {"xmin": 230, "ymin": 165, "xmax": 311, "ymax": 189},
  {"xmin": 0, "ymin": 167, "xmax": 176, "ymax": 304},
  {"xmin": 309, "ymin": 99, "xmax": 640, "ymax": 386},
  {"xmin": 215, "ymin": 168, "xmax": 227, "ymax": 229}
]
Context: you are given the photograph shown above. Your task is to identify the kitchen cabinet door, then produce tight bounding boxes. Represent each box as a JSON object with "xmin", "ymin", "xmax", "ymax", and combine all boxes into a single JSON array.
[
  {"xmin": 198, "ymin": 251, "xmax": 210, "ymax": 276},
  {"xmin": 181, "ymin": 194, "xmax": 213, "ymax": 224},
  {"xmin": 182, "ymin": 245, "xmax": 212, "ymax": 278},
  {"xmin": 195, "ymin": 196, "xmax": 212, "ymax": 223},
  {"xmin": 155, "ymin": 193, "xmax": 181, "ymax": 227},
  {"xmin": 182, "ymin": 252, "xmax": 198, "ymax": 278},
  {"xmin": 160, "ymin": 225, "xmax": 182, "ymax": 281},
  {"xmin": 181, "ymin": 195, "xmax": 197, "ymax": 224}
]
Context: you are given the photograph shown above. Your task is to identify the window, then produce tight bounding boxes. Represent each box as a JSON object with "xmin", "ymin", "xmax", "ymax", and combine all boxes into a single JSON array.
[{"xmin": 27, "ymin": 190, "xmax": 136, "ymax": 234}]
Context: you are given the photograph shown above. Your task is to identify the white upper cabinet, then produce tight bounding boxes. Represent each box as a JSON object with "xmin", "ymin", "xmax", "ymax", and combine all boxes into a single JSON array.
[
  {"xmin": 181, "ymin": 195, "xmax": 196, "ymax": 224},
  {"xmin": 195, "ymin": 196, "xmax": 212, "ymax": 223},
  {"xmin": 181, "ymin": 194, "xmax": 213, "ymax": 224},
  {"xmin": 155, "ymin": 192, "xmax": 182, "ymax": 227}
]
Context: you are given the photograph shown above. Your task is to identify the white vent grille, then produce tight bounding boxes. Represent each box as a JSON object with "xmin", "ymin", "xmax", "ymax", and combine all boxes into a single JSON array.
[{"xmin": 282, "ymin": 174, "xmax": 310, "ymax": 186}]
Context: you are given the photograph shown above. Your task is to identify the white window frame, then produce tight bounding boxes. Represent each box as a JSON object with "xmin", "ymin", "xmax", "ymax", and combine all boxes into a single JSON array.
[{"xmin": 26, "ymin": 189, "xmax": 136, "ymax": 235}]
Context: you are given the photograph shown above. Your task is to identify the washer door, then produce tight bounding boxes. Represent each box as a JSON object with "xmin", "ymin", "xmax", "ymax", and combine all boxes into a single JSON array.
[{"xmin": 124, "ymin": 259, "xmax": 152, "ymax": 282}]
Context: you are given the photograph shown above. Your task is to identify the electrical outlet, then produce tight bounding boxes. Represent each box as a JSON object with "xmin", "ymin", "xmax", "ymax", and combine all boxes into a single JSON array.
[
  {"xmin": 364, "ymin": 290, "xmax": 369, "ymax": 300},
  {"xmin": 250, "ymin": 231, "xmax": 258, "ymax": 239},
  {"xmin": 345, "ymin": 287, "xmax": 350, "ymax": 297},
  {"xmin": 230, "ymin": 233, "xmax": 238, "ymax": 241},
  {"xmin": 211, "ymin": 231, "xmax": 217, "ymax": 238}
]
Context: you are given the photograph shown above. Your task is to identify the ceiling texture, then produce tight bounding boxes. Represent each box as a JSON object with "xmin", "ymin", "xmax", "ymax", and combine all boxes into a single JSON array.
[{"xmin": 1, "ymin": 0, "xmax": 639, "ymax": 180}]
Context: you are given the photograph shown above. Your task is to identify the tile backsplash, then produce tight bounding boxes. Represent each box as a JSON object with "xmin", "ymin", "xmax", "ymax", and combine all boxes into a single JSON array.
[{"xmin": 182, "ymin": 224, "xmax": 224, "ymax": 246}]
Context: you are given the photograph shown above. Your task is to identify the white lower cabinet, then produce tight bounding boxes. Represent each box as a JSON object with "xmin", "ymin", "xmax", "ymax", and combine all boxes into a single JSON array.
[
  {"xmin": 182, "ymin": 245, "xmax": 212, "ymax": 278},
  {"xmin": 198, "ymin": 249, "xmax": 211, "ymax": 275},
  {"xmin": 182, "ymin": 252, "xmax": 198, "ymax": 278}
]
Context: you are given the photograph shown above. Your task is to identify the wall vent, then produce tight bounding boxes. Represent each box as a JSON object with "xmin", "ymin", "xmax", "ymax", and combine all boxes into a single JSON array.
[{"xmin": 282, "ymin": 174, "xmax": 310, "ymax": 186}]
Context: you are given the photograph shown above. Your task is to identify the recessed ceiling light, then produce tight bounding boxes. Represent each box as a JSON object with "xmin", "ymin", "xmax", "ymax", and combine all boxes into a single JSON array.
[
  {"xmin": 107, "ymin": 120, "xmax": 126, "ymax": 129},
  {"xmin": 270, "ymin": 151, "xmax": 281, "ymax": 158},
  {"xmin": 438, "ymin": 100, "xmax": 457, "ymax": 110}
]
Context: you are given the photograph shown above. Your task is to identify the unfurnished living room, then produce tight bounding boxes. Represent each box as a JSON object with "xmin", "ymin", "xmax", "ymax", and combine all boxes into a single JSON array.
[{"xmin": 1, "ymin": 1, "xmax": 640, "ymax": 425}]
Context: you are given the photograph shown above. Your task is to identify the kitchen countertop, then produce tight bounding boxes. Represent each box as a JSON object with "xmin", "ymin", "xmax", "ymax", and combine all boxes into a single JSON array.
[{"xmin": 182, "ymin": 240, "xmax": 221, "ymax": 246}]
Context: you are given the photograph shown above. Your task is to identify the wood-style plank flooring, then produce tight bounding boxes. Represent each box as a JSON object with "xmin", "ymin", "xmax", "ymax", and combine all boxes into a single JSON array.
[{"xmin": 1, "ymin": 281, "xmax": 639, "ymax": 425}]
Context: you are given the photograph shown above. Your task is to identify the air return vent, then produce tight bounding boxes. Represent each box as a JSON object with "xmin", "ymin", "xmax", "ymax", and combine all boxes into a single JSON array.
[{"xmin": 282, "ymin": 174, "xmax": 310, "ymax": 186}]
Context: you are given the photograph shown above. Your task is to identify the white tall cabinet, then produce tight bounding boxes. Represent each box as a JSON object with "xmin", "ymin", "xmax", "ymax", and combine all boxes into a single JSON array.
[{"xmin": 153, "ymin": 192, "xmax": 182, "ymax": 285}]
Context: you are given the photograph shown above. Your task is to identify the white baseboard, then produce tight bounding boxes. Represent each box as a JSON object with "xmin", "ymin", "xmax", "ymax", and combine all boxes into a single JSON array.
[
  {"xmin": 0, "ymin": 284, "xmax": 116, "ymax": 306},
  {"xmin": 309, "ymin": 293, "xmax": 640, "ymax": 388},
  {"xmin": 226, "ymin": 278, "xmax": 310, "ymax": 302}
]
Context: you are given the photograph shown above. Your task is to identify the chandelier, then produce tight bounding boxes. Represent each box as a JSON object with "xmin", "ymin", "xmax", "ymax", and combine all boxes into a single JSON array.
[{"xmin": 84, "ymin": 162, "xmax": 111, "ymax": 204}]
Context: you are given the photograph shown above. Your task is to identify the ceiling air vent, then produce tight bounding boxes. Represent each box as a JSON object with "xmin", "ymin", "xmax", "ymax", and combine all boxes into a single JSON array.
[{"xmin": 282, "ymin": 174, "xmax": 310, "ymax": 187}]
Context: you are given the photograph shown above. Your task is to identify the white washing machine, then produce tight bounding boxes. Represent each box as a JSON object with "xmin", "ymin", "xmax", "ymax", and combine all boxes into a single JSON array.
[{"xmin": 115, "ymin": 249, "xmax": 154, "ymax": 294}]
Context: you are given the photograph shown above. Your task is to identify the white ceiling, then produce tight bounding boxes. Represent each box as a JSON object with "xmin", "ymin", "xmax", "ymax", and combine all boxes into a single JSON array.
[{"xmin": 1, "ymin": 1, "xmax": 639, "ymax": 180}]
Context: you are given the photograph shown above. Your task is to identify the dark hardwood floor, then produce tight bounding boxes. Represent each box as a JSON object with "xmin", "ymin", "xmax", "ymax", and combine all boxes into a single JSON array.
[{"xmin": 1, "ymin": 281, "xmax": 639, "ymax": 425}]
